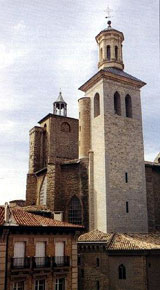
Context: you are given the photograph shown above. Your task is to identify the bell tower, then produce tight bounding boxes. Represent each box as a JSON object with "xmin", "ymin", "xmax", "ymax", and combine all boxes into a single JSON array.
[
  {"xmin": 96, "ymin": 21, "xmax": 124, "ymax": 70},
  {"xmin": 79, "ymin": 21, "xmax": 148, "ymax": 233}
]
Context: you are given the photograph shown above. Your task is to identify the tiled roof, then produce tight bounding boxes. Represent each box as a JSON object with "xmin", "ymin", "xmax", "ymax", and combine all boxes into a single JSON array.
[
  {"xmin": 78, "ymin": 229, "xmax": 112, "ymax": 243},
  {"xmin": 78, "ymin": 230, "xmax": 160, "ymax": 250},
  {"xmin": 0, "ymin": 206, "xmax": 83, "ymax": 229},
  {"xmin": 103, "ymin": 67, "xmax": 143, "ymax": 83},
  {"xmin": 109, "ymin": 233, "xmax": 160, "ymax": 250}
]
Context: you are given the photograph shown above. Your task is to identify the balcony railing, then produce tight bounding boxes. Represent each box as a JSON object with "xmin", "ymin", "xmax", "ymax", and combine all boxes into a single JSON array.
[
  {"xmin": 32, "ymin": 257, "xmax": 51, "ymax": 268},
  {"xmin": 52, "ymin": 256, "xmax": 70, "ymax": 267},
  {"xmin": 11, "ymin": 256, "xmax": 70, "ymax": 270},
  {"xmin": 11, "ymin": 257, "xmax": 30, "ymax": 269}
]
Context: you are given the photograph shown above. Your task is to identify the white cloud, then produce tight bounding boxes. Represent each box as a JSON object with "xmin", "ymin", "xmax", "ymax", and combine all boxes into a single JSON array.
[
  {"xmin": 0, "ymin": 43, "xmax": 29, "ymax": 69},
  {"xmin": 13, "ymin": 21, "xmax": 26, "ymax": 32}
]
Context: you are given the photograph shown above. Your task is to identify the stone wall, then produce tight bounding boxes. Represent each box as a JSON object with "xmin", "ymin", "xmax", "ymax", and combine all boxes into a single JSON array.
[{"xmin": 145, "ymin": 164, "xmax": 160, "ymax": 231}]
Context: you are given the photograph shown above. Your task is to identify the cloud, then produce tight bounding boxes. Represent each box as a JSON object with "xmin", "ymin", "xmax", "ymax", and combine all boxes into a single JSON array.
[
  {"xmin": 0, "ymin": 43, "xmax": 29, "ymax": 69},
  {"xmin": 13, "ymin": 21, "xmax": 26, "ymax": 32}
]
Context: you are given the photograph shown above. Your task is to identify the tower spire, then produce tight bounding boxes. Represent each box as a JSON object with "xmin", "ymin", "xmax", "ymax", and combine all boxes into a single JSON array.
[{"xmin": 53, "ymin": 91, "xmax": 67, "ymax": 117}]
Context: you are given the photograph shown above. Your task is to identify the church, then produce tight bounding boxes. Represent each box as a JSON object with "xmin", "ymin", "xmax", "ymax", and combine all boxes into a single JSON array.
[{"xmin": 26, "ymin": 20, "xmax": 160, "ymax": 235}]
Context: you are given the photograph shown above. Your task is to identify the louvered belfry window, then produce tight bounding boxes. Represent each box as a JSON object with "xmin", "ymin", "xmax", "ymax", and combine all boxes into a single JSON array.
[{"xmin": 68, "ymin": 196, "xmax": 82, "ymax": 225}]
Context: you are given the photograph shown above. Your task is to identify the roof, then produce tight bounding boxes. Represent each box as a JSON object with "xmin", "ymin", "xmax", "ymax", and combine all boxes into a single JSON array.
[
  {"xmin": 78, "ymin": 229, "xmax": 112, "ymax": 243},
  {"xmin": 0, "ymin": 206, "xmax": 83, "ymax": 229},
  {"xmin": 95, "ymin": 26, "xmax": 124, "ymax": 42},
  {"xmin": 103, "ymin": 67, "xmax": 143, "ymax": 83},
  {"xmin": 79, "ymin": 68, "xmax": 146, "ymax": 92},
  {"xmin": 54, "ymin": 91, "xmax": 67, "ymax": 104},
  {"xmin": 78, "ymin": 230, "xmax": 160, "ymax": 250}
]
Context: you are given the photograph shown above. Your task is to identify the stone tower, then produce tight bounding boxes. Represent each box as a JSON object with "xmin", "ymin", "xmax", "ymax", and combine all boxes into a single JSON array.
[
  {"xmin": 26, "ymin": 92, "xmax": 79, "ymax": 210},
  {"xmin": 79, "ymin": 21, "xmax": 148, "ymax": 233}
]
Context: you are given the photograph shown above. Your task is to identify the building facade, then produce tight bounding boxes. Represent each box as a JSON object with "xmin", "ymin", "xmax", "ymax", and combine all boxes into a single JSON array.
[
  {"xmin": 0, "ymin": 204, "xmax": 83, "ymax": 290},
  {"xmin": 78, "ymin": 229, "xmax": 160, "ymax": 290}
]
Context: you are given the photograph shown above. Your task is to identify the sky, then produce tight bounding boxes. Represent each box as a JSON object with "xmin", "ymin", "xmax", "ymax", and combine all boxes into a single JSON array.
[{"xmin": 0, "ymin": 0, "xmax": 159, "ymax": 204}]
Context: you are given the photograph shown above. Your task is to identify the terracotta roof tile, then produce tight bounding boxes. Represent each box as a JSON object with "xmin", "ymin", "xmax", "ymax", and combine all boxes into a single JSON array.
[
  {"xmin": 78, "ymin": 230, "xmax": 160, "ymax": 250},
  {"xmin": 78, "ymin": 229, "xmax": 113, "ymax": 243},
  {"xmin": 0, "ymin": 206, "xmax": 83, "ymax": 229},
  {"xmin": 108, "ymin": 233, "xmax": 160, "ymax": 250}
]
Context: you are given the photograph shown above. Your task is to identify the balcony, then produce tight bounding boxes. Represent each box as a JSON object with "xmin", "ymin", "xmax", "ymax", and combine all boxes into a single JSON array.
[
  {"xmin": 10, "ymin": 256, "xmax": 70, "ymax": 271},
  {"xmin": 52, "ymin": 256, "xmax": 70, "ymax": 267},
  {"xmin": 32, "ymin": 257, "xmax": 51, "ymax": 268},
  {"xmin": 11, "ymin": 257, "xmax": 30, "ymax": 269}
]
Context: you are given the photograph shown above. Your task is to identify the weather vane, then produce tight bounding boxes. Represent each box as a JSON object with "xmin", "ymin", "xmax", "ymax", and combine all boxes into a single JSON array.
[{"xmin": 104, "ymin": 5, "xmax": 113, "ymax": 27}]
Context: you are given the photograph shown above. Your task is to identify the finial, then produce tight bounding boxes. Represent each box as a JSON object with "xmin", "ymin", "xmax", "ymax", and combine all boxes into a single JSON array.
[{"xmin": 107, "ymin": 20, "xmax": 112, "ymax": 28}]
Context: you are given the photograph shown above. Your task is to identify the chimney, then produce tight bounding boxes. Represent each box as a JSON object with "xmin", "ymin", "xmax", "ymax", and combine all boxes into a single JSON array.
[{"xmin": 4, "ymin": 202, "xmax": 10, "ymax": 223}]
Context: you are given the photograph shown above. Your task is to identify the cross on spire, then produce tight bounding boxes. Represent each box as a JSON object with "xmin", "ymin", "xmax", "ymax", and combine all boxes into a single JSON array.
[{"xmin": 104, "ymin": 5, "xmax": 113, "ymax": 19}]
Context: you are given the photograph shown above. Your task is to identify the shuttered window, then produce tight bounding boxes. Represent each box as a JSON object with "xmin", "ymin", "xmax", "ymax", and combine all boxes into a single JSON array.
[
  {"xmin": 35, "ymin": 242, "xmax": 45, "ymax": 266},
  {"xmin": 13, "ymin": 242, "xmax": 25, "ymax": 267},
  {"xmin": 55, "ymin": 242, "xmax": 64, "ymax": 265}
]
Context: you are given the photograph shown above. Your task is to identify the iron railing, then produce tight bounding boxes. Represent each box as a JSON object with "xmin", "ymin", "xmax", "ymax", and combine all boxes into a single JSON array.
[
  {"xmin": 32, "ymin": 256, "xmax": 51, "ymax": 268},
  {"xmin": 52, "ymin": 256, "xmax": 70, "ymax": 267},
  {"xmin": 11, "ymin": 257, "xmax": 30, "ymax": 269}
]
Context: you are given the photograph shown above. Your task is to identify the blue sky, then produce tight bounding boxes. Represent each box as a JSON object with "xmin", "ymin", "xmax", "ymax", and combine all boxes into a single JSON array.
[{"xmin": 0, "ymin": 0, "xmax": 159, "ymax": 204}]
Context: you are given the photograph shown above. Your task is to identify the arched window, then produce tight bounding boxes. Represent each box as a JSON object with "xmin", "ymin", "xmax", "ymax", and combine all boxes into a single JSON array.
[
  {"xmin": 100, "ymin": 48, "xmax": 103, "ymax": 61},
  {"xmin": 61, "ymin": 122, "xmax": 70, "ymax": 132},
  {"xmin": 115, "ymin": 46, "xmax": 118, "ymax": 60},
  {"xmin": 114, "ymin": 92, "xmax": 121, "ymax": 115},
  {"xmin": 125, "ymin": 94, "xmax": 132, "ymax": 118},
  {"xmin": 119, "ymin": 264, "xmax": 126, "ymax": 279},
  {"xmin": 68, "ymin": 196, "xmax": 82, "ymax": 225},
  {"xmin": 107, "ymin": 45, "xmax": 111, "ymax": 60},
  {"xmin": 94, "ymin": 93, "xmax": 100, "ymax": 118}
]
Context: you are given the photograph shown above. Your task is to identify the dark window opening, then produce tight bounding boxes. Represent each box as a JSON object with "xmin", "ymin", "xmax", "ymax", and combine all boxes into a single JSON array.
[
  {"xmin": 119, "ymin": 264, "xmax": 126, "ymax": 279},
  {"xmin": 81, "ymin": 269, "xmax": 84, "ymax": 278},
  {"xmin": 96, "ymin": 258, "xmax": 100, "ymax": 267},
  {"xmin": 125, "ymin": 172, "xmax": 128, "ymax": 183},
  {"xmin": 115, "ymin": 46, "xmax": 118, "ymax": 60},
  {"xmin": 125, "ymin": 95, "xmax": 132, "ymax": 118},
  {"xmin": 94, "ymin": 93, "xmax": 100, "ymax": 118},
  {"xmin": 126, "ymin": 202, "xmax": 129, "ymax": 213},
  {"xmin": 107, "ymin": 45, "xmax": 111, "ymax": 60},
  {"xmin": 78, "ymin": 256, "xmax": 81, "ymax": 265},
  {"xmin": 96, "ymin": 280, "xmax": 100, "ymax": 290},
  {"xmin": 114, "ymin": 92, "xmax": 121, "ymax": 115},
  {"xmin": 100, "ymin": 48, "xmax": 103, "ymax": 61},
  {"xmin": 68, "ymin": 196, "xmax": 82, "ymax": 225}
]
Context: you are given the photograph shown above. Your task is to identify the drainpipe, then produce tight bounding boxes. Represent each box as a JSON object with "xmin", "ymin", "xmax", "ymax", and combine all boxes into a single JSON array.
[{"xmin": 4, "ymin": 228, "xmax": 9, "ymax": 290}]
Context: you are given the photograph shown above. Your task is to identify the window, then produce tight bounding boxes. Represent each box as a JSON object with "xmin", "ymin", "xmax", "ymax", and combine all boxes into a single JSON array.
[
  {"xmin": 13, "ymin": 242, "xmax": 25, "ymax": 267},
  {"xmin": 107, "ymin": 45, "xmax": 111, "ymax": 60},
  {"xmin": 35, "ymin": 279, "xmax": 45, "ymax": 290},
  {"xmin": 94, "ymin": 93, "xmax": 100, "ymax": 118},
  {"xmin": 125, "ymin": 172, "xmax": 128, "ymax": 183},
  {"xmin": 119, "ymin": 264, "xmax": 126, "ymax": 279},
  {"xmin": 125, "ymin": 95, "xmax": 132, "ymax": 118},
  {"xmin": 61, "ymin": 122, "xmax": 70, "ymax": 132},
  {"xmin": 78, "ymin": 255, "xmax": 81, "ymax": 265},
  {"xmin": 96, "ymin": 258, "xmax": 99, "ymax": 267},
  {"xmin": 96, "ymin": 280, "xmax": 100, "ymax": 290},
  {"xmin": 35, "ymin": 242, "xmax": 46, "ymax": 267},
  {"xmin": 55, "ymin": 242, "xmax": 64, "ymax": 265},
  {"xmin": 100, "ymin": 48, "xmax": 103, "ymax": 61},
  {"xmin": 115, "ymin": 46, "xmax": 118, "ymax": 60},
  {"xmin": 13, "ymin": 281, "xmax": 24, "ymax": 290},
  {"xmin": 126, "ymin": 202, "xmax": 129, "ymax": 213},
  {"xmin": 55, "ymin": 278, "xmax": 65, "ymax": 290},
  {"xmin": 81, "ymin": 269, "xmax": 84, "ymax": 278},
  {"xmin": 114, "ymin": 92, "xmax": 121, "ymax": 115},
  {"xmin": 68, "ymin": 196, "xmax": 82, "ymax": 224}
]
